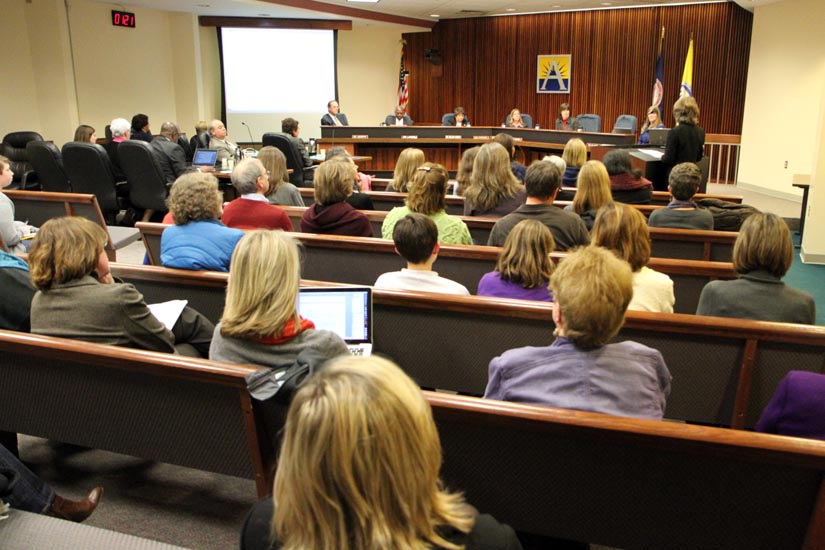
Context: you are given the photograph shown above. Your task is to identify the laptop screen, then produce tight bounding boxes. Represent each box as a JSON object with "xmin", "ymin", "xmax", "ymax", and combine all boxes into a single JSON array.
[
  {"xmin": 648, "ymin": 128, "xmax": 670, "ymax": 146},
  {"xmin": 193, "ymin": 148, "xmax": 218, "ymax": 166},
  {"xmin": 298, "ymin": 287, "xmax": 372, "ymax": 344}
]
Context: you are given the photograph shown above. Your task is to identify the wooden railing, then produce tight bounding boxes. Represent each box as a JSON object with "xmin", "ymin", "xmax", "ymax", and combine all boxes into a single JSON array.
[{"xmin": 705, "ymin": 134, "xmax": 741, "ymax": 185}]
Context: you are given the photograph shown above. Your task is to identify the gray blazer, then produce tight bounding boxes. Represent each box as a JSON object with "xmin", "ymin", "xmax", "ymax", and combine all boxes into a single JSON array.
[{"xmin": 151, "ymin": 137, "xmax": 193, "ymax": 184}]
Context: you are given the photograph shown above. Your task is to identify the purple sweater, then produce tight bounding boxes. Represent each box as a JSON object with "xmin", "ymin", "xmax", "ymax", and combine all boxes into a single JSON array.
[
  {"xmin": 477, "ymin": 271, "xmax": 552, "ymax": 302},
  {"xmin": 755, "ymin": 371, "xmax": 825, "ymax": 441}
]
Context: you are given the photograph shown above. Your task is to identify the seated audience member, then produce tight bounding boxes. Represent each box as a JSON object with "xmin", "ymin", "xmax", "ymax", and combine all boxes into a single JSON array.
[
  {"xmin": 443, "ymin": 106, "xmax": 471, "ymax": 127},
  {"xmin": 385, "ymin": 106, "xmax": 414, "ymax": 126},
  {"xmin": 560, "ymin": 138, "xmax": 587, "ymax": 187},
  {"xmin": 257, "ymin": 146, "xmax": 303, "ymax": 207},
  {"xmin": 603, "ymin": 148, "xmax": 653, "ymax": 204},
  {"xmin": 323, "ymin": 146, "xmax": 374, "ymax": 208},
  {"xmin": 0, "ymin": 239, "xmax": 35, "ymax": 332},
  {"xmin": 455, "ymin": 146, "xmax": 480, "ymax": 196},
  {"xmin": 488, "ymin": 161, "xmax": 589, "ymax": 250},
  {"xmin": 386, "ymin": 147, "xmax": 425, "ymax": 192},
  {"xmin": 130, "ymin": 113, "xmax": 152, "ymax": 143},
  {"xmin": 239, "ymin": 355, "xmax": 521, "ymax": 550},
  {"xmin": 648, "ymin": 162, "xmax": 714, "ymax": 229},
  {"xmin": 637, "ymin": 105, "xmax": 665, "ymax": 145},
  {"xmin": 382, "ymin": 163, "xmax": 471, "ymax": 245},
  {"xmin": 151, "ymin": 122, "xmax": 195, "ymax": 184},
  {"xmin": 222, "ymin": 159, "xmax": 293, "ymax": 231},
  {"xmin": 555, "ymin": 102, "xmax": 581, "ymax": 132},
  {"xmin": 321, "ymin": 100, "xmax": 349, "ymax": 126},
  {"xmin": 208, "ymin": 119, "xmax": 238, "ymax": 162},
  {"xmin": 0, "ymin": 156, "xmax": 36, "ymax": 253},
  {"xmin": 281, "ymin": 117, "xmax": 314, "ymax": 185},
  {"xmin": 464, "ymin": 142, "xmax": 526, "ymax": 217},
  {"xmin": 30, "ymin": 217, "xmax": 214, "ymax": 356},
  {"xmin": 1, "ymin": 443, "xmax": 102, "ymax": 522},
  {"xmin": 506, "ymin": 108, "xmax": 526, "ymax": 128},
  {"xmin": 543, "ymin": 154, "xmax": 571, "ymax": 200},
  {"xmin": 492, "ymin": 133, "xmax": 527, "ymax": 183},
  {"xmin": 484, "ymin": 245, "xmax": 672, "ymax": 420},
  {"xmin": 161, "ymin": 172, "xmax": 244, "ymax": 272},
  {"xmin": 696, "ymin": 212, "xmax": 815, "ymax": 324},
  {"xmin": 73, "ymin": 124, "xmax": 96, "ymax": 143},
  {"xmin": 375, "ymin": 213, "xmax": 469, "ymax": 295},
  {"xmin": 209, "ymin": 230, "xmax": 348, "ymax": 369},
  {"xmin": 103, "ymin": 117, "xmax": 130, "ymax": 182},
  {"xmin": 478, "ymin": 220, "xmax": 554, "ymax": 302},
  {"xmin": 755, "ymin": 371, "xmax": 825, "ymax": 441},
  {"xmin": 301, "ymin": 158, "xmax": 372, "ymax": 237},
  {"xmin": 564, "ymin": 160, "xmax": 614, "ymax": 230},
  {"xmin": 591, "ymin": 203, "xmax": 674, "ymax": 313}
]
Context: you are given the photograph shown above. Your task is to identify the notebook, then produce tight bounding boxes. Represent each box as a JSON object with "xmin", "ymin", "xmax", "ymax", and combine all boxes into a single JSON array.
[
  {"xmin": 648, "ymin": 128, "xmax": 670, "ymax": 147},
  {"xmin": 298, "ymin": 287, "xmax": 372, "ymax": 356},
  {"xmin": 192, "ymin": 148, "xmax": 218, "ymax": 167}
]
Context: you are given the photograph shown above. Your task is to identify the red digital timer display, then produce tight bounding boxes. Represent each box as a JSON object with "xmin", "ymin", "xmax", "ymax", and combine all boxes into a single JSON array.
[{"xmin": 112, "ymin": 10, "xmax": 136, "ymax": 28}]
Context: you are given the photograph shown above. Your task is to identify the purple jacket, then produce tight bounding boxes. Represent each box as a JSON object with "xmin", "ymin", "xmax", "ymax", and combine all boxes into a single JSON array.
[
  {"xmin": 300, "ymin": 201, "xmax": 373, "ymax": 237},
  {"xmin": 755, "ymin": 371, "xmax": 825, "ymax": 441},
  {"xmin": 477, "ymin": 271, "xmax": 552, "ymax": 302}
]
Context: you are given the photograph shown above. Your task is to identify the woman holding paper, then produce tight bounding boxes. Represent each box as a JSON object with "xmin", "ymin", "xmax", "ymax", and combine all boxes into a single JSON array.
[{"xmin": 28, "ymin": 217, "xmax": 214, "ymax": 356}]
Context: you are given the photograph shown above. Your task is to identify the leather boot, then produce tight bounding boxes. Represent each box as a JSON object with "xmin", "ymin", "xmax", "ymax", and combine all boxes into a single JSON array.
[{"xmin": 49, "ymin": 487, "xmax": 103, "ymax": 522}]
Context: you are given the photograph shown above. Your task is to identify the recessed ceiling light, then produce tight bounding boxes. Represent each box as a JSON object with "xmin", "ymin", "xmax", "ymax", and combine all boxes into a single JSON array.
[
  {"xmin": 430, "ymin": 14, "xmax": 440, "ymax": 17},
  {"xmin": 506, "ymin": 8, "xmax": 516, "ymax": 11},
  {"xmin": 601, "ymin": 2, "xmax": 612, "ymax": 4}
]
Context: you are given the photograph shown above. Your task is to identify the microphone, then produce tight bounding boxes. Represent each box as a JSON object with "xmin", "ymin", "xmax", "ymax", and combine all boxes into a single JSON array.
[{"xmin": 241, "ymin": 122, "xmax": 255, "ymax": 146}]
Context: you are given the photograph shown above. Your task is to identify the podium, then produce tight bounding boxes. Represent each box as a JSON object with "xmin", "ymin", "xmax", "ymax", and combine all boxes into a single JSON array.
[{"xmin": 629, "ymin": 149, "xmax": 669, "ymax": 191}]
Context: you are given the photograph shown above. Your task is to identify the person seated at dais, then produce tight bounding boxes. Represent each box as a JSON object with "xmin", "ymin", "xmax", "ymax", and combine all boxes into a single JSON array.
[
  {"xmin": 555, "ymin": 102, "xmax": 581, "ymax": 131},
  {"xmin": 648, "ymin": 162, "xmax": 714, "ymax": 230},
  {"xmin": 443, "ymin": 106, "xmax": 470, "ymax": 127},
  {"xmin": 637, "ymin": 105, "xmax": 665, "ymax": 145},
  {"xmin": 321, "ymin": 99, "xmax": 349, "ymax": 126},
  {"xmin": 208, "ymin": 119, "xmax": 238, "ymax": 163},
  {"xmin": 506, "ymin": 108, "xmax": 527, "ymax": 128},
  {"xmin": 385, "ymin": 106, "xmax": 414, "ymax": 126}
]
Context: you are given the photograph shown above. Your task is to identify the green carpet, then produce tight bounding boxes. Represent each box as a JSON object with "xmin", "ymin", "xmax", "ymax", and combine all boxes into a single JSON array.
[{"xmin": 785, "ymin": 233, "xmax": 825, "ymax": 325}]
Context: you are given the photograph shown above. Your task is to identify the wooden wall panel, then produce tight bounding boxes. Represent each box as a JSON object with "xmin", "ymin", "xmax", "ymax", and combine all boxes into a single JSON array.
[{"xmin": 403, "ymin": 3, "xmax": 752, "ymax": 135}]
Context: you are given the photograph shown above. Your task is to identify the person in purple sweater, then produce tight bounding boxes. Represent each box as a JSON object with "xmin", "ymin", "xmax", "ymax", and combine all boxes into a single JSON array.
[
  {"xmin": 477, "ymin": 220, "xmax": 554, "ymax": 302},
  {"xmin": 755, "ymin": 371, "xmax": 825, "ymax": 441}
]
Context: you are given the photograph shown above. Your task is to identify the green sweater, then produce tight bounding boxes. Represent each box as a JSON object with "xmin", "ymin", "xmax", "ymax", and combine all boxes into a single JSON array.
[{"xmin": 381, "ymin": 207, "xmax": 473, "ymax": 245}]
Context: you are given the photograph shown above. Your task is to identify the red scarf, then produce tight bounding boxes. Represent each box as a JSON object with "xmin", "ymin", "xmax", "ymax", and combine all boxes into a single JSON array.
[{"xmin": 252, "ymin": 317, "xmax": 315, "ymax": 345}]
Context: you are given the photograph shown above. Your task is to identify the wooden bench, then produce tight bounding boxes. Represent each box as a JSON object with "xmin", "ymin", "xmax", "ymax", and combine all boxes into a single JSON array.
[
  {"xmin": 2, "ymin": 190, "xmax": 140, "ymax": 261},
  {"xmin": 136, "ymin": 224, "xmax": 735, "ymax": 313},
  {"xmin": 111, "ymin": 262, "xmax": 825, "ymax": 429},
  {"xmin": 0, "ymin": 330, "xmax": 272, "ymax": 497}
]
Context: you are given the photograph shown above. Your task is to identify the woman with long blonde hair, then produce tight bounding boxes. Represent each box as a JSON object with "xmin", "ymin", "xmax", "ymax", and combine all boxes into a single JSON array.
[
  {"xmin": 560, "ymin": 138, "xmax": 587, "ymax": 187},
  {"xmin": 239, "ymin": 355, "xmax": 521, "ymax": 550},
  {"xmin": 637, "ymin": 105, "xmax": 664, "ymax": 145},
  {"xmin": 387, "ymin": 147, "xmax": 425, "ymax": 192},
  {"xmin": 478, "ymin": 219, "xmax": 555, "ymax": 302},
  {"xmin": 257, "ymin": 146, "xmax": 303, "ymax": 207},
  {"xmin": 564, "ymin": 160, "xmax": 614, "ymax": 229},
  {"xmin": 382, "ymin": 162, "xmax": 471, "ymax": 245},
  {"xmin": 463, "ymin": 142, "xmax": 525, "ymax": 217},
  {"xmin": 209, "ymin": 230, "xmax": 348, "ymax": 368}
]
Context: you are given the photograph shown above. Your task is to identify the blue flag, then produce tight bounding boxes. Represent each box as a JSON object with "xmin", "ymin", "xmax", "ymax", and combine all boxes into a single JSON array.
[{"xmin": 651, "ymin": 27, "xmax": 665, "ymax": 111}]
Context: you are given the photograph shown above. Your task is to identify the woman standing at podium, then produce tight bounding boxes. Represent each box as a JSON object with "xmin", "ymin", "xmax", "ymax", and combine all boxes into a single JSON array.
[{"xmin": 662, "ymin": 96, "xmax": 705, "ymax": 166}]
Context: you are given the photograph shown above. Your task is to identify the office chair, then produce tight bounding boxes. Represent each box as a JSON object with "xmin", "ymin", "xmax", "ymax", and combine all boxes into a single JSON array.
[
  {"xmin": 118, "ymin": 140, "xmax": 169, "ymax": 217},
  {"xmin": 612, "ymin": 114, "xmax": 638, "ymax": 134},
  {"xmin": 62, "ymin": 142, "xmax": 127, "ymax": 225},
  {"xmin": 577, "ymin": 114, "xmax": 601, "ymax": 133},
  {"xmin": 261, "ymin": 132, "xmax": 315, "ymax": 188},
  {"xmin": 1, "ymin": 131, "xmax": 43, "ymax": 190},
  {"xmin": 26, "ymin": 141, "xmax": 71, "ymax": 193}
]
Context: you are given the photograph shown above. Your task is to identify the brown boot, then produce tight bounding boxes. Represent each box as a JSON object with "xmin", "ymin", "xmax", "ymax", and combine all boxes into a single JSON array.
[{"xmin": 49, "ymin": 487, "xmax": 103, "ymax": 522}]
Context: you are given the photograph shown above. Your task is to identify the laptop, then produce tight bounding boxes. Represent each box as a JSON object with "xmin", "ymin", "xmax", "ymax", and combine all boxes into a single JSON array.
[
  {"xmin": 192, "ymin": 148, "xmax": 218, "ymax": 168},
  {"xmin": 298, "ymin": 287, "xmax": 372, "ymax": 356},
  {"xmin": 648, "ymin": 128, "xmax": 670, "ymax": 147}
]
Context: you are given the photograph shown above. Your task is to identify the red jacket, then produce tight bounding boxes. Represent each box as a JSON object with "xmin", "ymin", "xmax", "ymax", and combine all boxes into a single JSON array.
[{"xmin": 221, "ymin": 198, "xmax": 293, "ymax": 231}]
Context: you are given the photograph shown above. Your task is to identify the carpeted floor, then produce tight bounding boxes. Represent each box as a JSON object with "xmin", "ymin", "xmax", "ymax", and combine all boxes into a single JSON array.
[{"xmin": 787, "ymin": 233, "xmax": 825, "ymax": 326}]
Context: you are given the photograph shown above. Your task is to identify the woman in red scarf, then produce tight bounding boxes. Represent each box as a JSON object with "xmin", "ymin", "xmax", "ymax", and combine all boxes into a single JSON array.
[{"xmin": 602, "ymin": 149, "xmax": 653, "ymax": 204}]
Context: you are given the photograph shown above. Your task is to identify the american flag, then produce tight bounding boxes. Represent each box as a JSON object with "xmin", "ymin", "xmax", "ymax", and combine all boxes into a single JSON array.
[{"xmin": 398, "ymin": 43, "xmax": 409, "ymax": 113}]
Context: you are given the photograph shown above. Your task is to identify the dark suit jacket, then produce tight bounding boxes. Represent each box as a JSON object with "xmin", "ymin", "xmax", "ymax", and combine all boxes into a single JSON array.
[
  {"xmin": 555, "ymin": 117, "xmax": 582, "ymax": 131},
  {"xmin": 151, "ymin": 137, "xmax": 193, "ymax": 184},
  {"xmin": 102, "ymin": 140, "xmax": 126, "ymax": 182},
  {"xmin": 385, "ymin": 114, "xmax": 414, "ymax": 126},
  {"xmin": 321, "ymin": 113, "xmax": 349, "ymax": 126},
  {"xmin": 662, "ymin": 121, "xmax": 705, "ymax": 166},
  {"xmin": 442, "ymin": 114, "xmax": 471, "ymax": 127}
]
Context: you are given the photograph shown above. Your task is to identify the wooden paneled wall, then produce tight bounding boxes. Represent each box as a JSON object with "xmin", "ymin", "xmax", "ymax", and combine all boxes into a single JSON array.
[{"xmin": 402, "ymin": 3, "xmax": 752, "ymax": 134}]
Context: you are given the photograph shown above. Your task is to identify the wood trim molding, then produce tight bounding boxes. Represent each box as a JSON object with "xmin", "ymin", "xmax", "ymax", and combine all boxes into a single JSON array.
[
  {"xmin": 256, "ymin": 0, "xmax": 436, "ymax": 29},
  {"xmin": 199, "ymin": 16, "xmax": 352, "ymax": 30}
]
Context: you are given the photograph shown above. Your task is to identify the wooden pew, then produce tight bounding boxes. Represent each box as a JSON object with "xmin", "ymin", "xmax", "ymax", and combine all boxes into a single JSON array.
[
  {"xmin": 136, "ymin": 224, "xmax": 735, "ymax": 313},
  {"xmin": 430, "ymin": 393, "xmax": 825, "ymax": 550},
  {"xmin": 111, "ymin": 262, "xmax": 825, "ymax": 429},
  {"xmin": 2, "ymin": 190, "xmax": 139, "ymax": 261},
  {"xmin": 0, "ymin": 330, "xmax": 273, "ymax": 497}
]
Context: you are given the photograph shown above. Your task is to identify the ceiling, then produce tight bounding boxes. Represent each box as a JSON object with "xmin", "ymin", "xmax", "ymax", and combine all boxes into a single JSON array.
[{"xmin": 97, "ymin": 0, "xmax": 783, "ymax": 28}]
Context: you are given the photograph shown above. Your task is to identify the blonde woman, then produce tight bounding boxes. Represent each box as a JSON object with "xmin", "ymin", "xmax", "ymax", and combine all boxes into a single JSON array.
[
  {"xmin": 257, "ymin": 146, "xmax": 303, "ymax": 207},
  {"xmin": 478, "ymin": 220, "xmax": 555, "ymax": 302},
  {"xmin": 463, "ymin": 142, "xmax": 525, "ymax": 217},
  {"xmin": 506, "ymin": 108, "xmax": 525, "ymax": 128},
  {"xmin": 300, "ymin": 157, "xmax": 372, "ymax": 237},
  {"xmin": 696, "ymin": 212, "xmax": 814, "ymax": 324},
  {"xmin": 209, "ymin": 230, "xmax": 348, "ymax": 368},
  {"xmin": 560, "ymin": 138, "xmax": 587, "ymax": 187},
  {"xmin": 455, "ymin": 145, "xmax": 480, "ymax": 196},
  {"xmin": 591, "ymin": 203, "xmax": 675, "ymax": 313},
  {"xmin": 382, "ymin": 163, "xmax": 471, "ymax": 245},
  {"xmin": 386, "ymin": 147, "xmax": 425, "ymax": 192},
  {"xmin": 564, "ymin": 160, "xmax": 614, "ymax": 229},
  {"xmin": 637, "ymin": 105, "xmax": 664, "ymax": 145},
  {"xmin": 239, "ymin": 355, "xmax": 521, "ymax": 550}
]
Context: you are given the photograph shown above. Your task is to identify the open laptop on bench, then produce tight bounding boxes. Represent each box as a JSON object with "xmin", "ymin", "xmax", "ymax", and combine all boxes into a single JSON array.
[{"xmin": 298, "ymin": 287, "xmax": 373, "ymax": 356}]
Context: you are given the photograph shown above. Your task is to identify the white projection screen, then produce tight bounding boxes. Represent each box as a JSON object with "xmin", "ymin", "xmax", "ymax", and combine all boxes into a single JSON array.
[{"xmin": 219, "ymin": 27, "xmax": 337, "ymax": 142}]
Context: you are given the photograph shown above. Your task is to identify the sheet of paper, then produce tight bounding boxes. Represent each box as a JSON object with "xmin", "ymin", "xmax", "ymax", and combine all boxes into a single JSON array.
[
  {"xmin": 644, "ymin": 149, "xmax": 665, "ymax": 159},
  {"xmin": 148, "ymin": 300, "xmax": 188, "ymax": 331}
]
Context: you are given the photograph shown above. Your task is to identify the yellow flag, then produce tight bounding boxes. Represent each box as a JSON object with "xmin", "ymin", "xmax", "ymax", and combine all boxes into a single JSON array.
[{"xmin": 680, "ymin": 39, "xmax": 694, "ymax": 97}]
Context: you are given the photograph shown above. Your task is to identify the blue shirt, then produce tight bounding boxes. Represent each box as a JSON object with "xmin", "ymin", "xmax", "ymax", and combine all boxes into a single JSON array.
[
  {"xmin": 160, "ymin": 220, "xmax": 244, "ymax": 272},
  {"xmin": 484, "ymin": 337, "xmax": 671, "ymax": 420}
]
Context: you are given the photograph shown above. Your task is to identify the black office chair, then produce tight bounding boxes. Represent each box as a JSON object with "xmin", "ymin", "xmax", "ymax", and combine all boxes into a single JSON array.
[
  {"xmin": 1, "ymin": 131, "xmax": 43, "ymax": 190},
  {"xmin": 118, "ymin": 140, "xmax": 169, "ymax": 217},
  {"xmin": 262, "ymin": 132, "xmax": 315, "ymax": 188},
  {"xmin": 26, "ymin": 141, "xmax": 71, "ymax": 193},
  {"xmin": 192, "ymin": 132, "xmax": 210, "ymax": 150},
  {"xmin": 177, "ymin": 133, "xmax": 194, "ymax": 163},
  {"xmin": 62, "ymin": 142, "xmax": 127, "ymax": 225}
]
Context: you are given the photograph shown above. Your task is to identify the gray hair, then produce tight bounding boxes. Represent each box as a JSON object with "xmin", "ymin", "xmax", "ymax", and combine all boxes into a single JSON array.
[
  {"xmin": 543, "ymin": 155, "xmax": 566, "ymax": 174},
  {"xmin": 110, "ymin": 118, "xmax": 131, "ymax": 138},
  {"xmin": 231, "ymin": 158, "xmax": 264, "ymax": 195}
]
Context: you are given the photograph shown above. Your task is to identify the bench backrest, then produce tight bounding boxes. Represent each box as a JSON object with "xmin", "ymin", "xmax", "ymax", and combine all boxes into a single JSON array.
[
  {"xmin": 112, "ymin": 262, "xmax": 825, "ymax": 429},
  {"xmin": 136, "ymin": 223, "xmax": 735, "ymax": 313}
]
